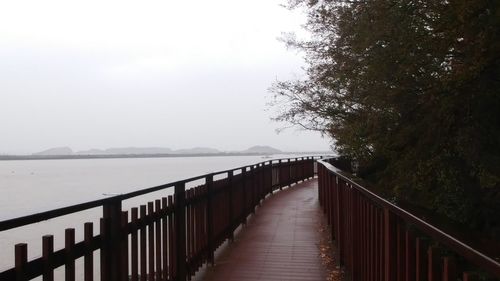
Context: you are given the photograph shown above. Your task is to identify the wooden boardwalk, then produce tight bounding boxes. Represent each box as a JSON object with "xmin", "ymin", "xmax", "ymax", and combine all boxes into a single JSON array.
[{"xmin": 197, "ymin": 179, "xmax": 327, "ymax": 281}]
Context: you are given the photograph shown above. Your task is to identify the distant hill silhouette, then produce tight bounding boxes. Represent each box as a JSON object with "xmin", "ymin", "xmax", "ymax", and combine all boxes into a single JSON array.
[
  {"xmin": 30, "ymin": 145, "xmax": 281, "ymax": 156},
  {"xmin": 77, "ymin": 147, "xmax": 174, "ymax": 155},
  {"xmin": 174, "ymin": 147, "xmax": 221, "ymax": 154},
  {"xmin": 240, "ymin": 145, "xmax": 282, "ymax": 154},
  {"xmin": 33, "ymin": 147, "xmax": 73, "ymax": 156}
]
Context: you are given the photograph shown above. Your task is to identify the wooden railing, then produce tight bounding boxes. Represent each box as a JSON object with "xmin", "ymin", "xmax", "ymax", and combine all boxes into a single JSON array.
[
  {"xmin": 0, "ymin": 156, "xmax": 319, "ymax": 281},
  {"xmin": 318, "ymin": 158, "xmax": 500, "ymax": 281}
]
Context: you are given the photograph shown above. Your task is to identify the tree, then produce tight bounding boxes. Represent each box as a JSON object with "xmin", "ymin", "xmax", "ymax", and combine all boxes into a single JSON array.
[{"xmin": 272, "ymin": 0, "xmax": 500, "ymax": 236}]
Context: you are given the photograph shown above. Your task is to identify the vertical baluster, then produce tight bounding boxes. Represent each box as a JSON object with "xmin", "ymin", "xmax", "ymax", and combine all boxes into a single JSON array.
[
  {"xmin": 352, "ymin": 189, "xmax": 360, "ymax": 281},
  {"xmin": 241, "ymin": 167, "xmax": 247, "ymax": 225},
  {"xmin": 427, "ymin": 246, "xmax": 440, "ymax": 281},
  {"xmin": 384, "ymin": 208, "xmax": 397, "ymax": 281},
  {"xmin": 186, "ymin": 190, "xmax": 192, "ymax": 275},
  {"xmin": 15, "ymin": 243, "xmax": 28, "ymax": 281},
  {"xmin": 442, "ymin": 257, "xmax": 457, "ymax": 281},
  {"xmin": 335, "ymin": 176, "xmax": 342, "ymax": 264},
  {"xmin": 43, "ymin": 235, "xmax": 54, "ymax": 281},
  {"xmin": 155, "ymin": 200, "xmax": 162, "ymax": 281},
  {"xmin": 396, "ymin": 222, "xmax": 406, "ymax": 281},
  {"xmin": 250, "ymin": 166, "xmax": 256, "ymax": 213},
  {"xmin": 376, "ymin": 207, "xmax": 382, "ymax": 281},
  {"xmin": 206, "ymin": 174, "xmax": 215, "ymax": 266},
  {"xmin": 162, "ymin": 198, "xmax": 168, "ymax": 281},
  {"xmin": 462, "ymin": 272, "xmax": 478, "ymax": 281},
  {"xmin": 415, "ymin": 237, "xmax": 428, "ymax": 281},
  {"xmin": 361, "ymin": 199, "xmax": 366, "ymax": 281},
  {"xmin": 102, "ymin": 199, "xmax": 123, "ymax": 281},
  {"xmin": 140, "ymin": 205, "xmax": 147, "ymax": 281},
  {"xmin": 121, "ymin": 211, "xmax": 129, "ymax": 281},
  {"xmin": 368, "ymin": 204, "xmax": 374, "ymax": 281},
  {"xmin": 287, "ymin": 159, "xmax": 291, "ymax": 187},
  {"xmin": 84, "ymin": 223, "xmax": 94, "ymax": 281},
  {"xmin": 228, "ymin": 170, "xmax": 235, "ymax": 241},
  {"xmin": 168, "ymin": 195, "xmax": 175, "ymax": 280},
  {"xmin": 278, "ymin": 160, "xmax": 283, "ymax": 190},
  {"xmin": 148, "ymin": 202, "xmax": 155, "ymax": 281},
  {"xmin": 371, "ymin": 205, "xmax": 377, "ymax": 281},
  {"xmin": 405, "ymin": 230, "xmax": 415, "ymax": 281},
  {"xmin": 131, "ymin": 208, "xmax": 139, "ymax": 281},
  {"xmin": 175, "ymin": 182, "xmax": 187, "ymax": 281},
  {"xmin": 195, "ymin": 187, "xmax": 201, "ymax": 269},
  {"xmin": 100, "ymin": 218, "xmax": 108, "ymax": 281},
  {"xmin": 65, "ymin": 228, "xmax": 75, "ymax": 281}
]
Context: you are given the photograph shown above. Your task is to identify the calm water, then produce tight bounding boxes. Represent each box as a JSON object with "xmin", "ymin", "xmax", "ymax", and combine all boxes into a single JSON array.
[{"xmin": 0, "ymin": 154, "xmax": 313, "ymax": 278}]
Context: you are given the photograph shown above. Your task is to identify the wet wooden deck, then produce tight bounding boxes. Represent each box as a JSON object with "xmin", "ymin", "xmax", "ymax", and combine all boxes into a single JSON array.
[{"xmin": 197, "ymin": 179, "xmax": 327, "ymax": 281}]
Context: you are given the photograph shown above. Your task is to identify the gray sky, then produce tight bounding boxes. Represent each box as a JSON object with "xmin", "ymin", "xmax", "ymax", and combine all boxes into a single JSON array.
[{"xmin": 0, "ymin": 0, "xmax": 331, "ymax": 154}]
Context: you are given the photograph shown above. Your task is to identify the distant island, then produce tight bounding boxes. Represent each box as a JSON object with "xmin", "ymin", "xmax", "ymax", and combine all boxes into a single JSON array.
[{"xmin": 0, "ymin": 145, "xmax": 328, "ymax": 161}]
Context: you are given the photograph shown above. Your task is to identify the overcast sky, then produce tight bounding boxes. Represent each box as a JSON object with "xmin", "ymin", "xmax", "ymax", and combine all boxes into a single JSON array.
[{"xmin": 0, "ymin": 0, "xmax": 331, "ymax": 154}]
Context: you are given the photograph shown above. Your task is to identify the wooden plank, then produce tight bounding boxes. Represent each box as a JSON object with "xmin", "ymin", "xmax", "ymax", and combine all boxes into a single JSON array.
[{"xmin": 200, "ymin": 180, "xmax": 327, "ymax": 281}]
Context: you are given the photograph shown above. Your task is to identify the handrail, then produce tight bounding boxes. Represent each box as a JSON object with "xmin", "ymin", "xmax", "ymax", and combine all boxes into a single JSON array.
[
  {"xmin": 0, "ymin": 155, "xmax": 321, "ymax": 281},
  {"xmin": 0, "ymin": 156, "xmax": 323, "ymax": 232},
  {"xmin": 318, "ymin": 158, "xmax": 500, "ymax": 279}
]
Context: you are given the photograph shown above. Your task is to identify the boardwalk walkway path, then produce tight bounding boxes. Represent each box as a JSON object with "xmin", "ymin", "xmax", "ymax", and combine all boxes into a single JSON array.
[{"xmin": 198, "ymin": 179, "xmax": 327, "ymax": 281}]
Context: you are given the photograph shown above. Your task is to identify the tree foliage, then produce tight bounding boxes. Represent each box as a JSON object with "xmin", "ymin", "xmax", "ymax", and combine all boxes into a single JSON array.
[{"xmin": 272, "ymin": 0, "xmax": 500, "ymax": 235}]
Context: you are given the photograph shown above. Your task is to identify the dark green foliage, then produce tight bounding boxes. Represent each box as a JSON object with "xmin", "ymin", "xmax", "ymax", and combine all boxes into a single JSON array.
[{"xmin": 272, "ymin": 0, "xmax": 500, "ymax": 236}]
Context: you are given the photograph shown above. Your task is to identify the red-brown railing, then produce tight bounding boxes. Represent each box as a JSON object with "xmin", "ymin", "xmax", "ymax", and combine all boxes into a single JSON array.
[
  {"xmin": 0, "ymin": 156, "xmax": 318, "ymax": 281},
  {"xmin": 318, "ymin": 158, "xmax": 500, "ymax": 281}
]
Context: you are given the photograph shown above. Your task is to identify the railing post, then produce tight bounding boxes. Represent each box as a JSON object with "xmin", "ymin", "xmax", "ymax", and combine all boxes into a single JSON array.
[
  {"xmin": 228, "ymin": 170, "xmax": 235, "ymax": 241},
  {"xmin": 277, "ymin": 159, "xmax": 282, "ymax": 190},
  {"xmin": 287, "ymin": 159, "xmax": 291, "ymax": 187},
  {"xmin": 84, "ymin": 223, "xmax": 93, "ymax": 281},
  {"xmin": 260, "ymin": 163, "xmax": 265, "ymax": 202},
  {"xmin": 42, "ymin": 235, "xmax": 54, "ymax": 281},
  {"xmin": 250, "ymin": 166, "xmax": 256, "ymax": 214},
  {"xmin": 268, "ymin": 161, "xmax": 273, "ymax": 194},
  {"xmin": 174, "ymin": 182, "xmax": 187, "ymax": 281},
  {"xmin": 301, "ymin": 157, "xmax": 305, "ymax": 181},
  {"xmin": 102, "ymin": 198, "xmax": 123, "ymax": 281},
  {"xmin": 15, "ymin": 243, "xmax": 28, "ymax": 281},
  {"xmin": 206, "ymin": 174, "xmax": 215, "ymax": 265},
  {"xmin": 241, "ymin": 167, "xmax": 247, "ymax": 225},
  {"xmin": 309, "ymin": 157, "xmax": 312, "ymax": 177},
  {"xmin": 335, "ymin": 176, "xmax": 342, "ymax": 264}
]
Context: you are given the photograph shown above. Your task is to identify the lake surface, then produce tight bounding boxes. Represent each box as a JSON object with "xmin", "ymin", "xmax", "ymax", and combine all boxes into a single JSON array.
[{"xmin": 0, "ymin": 154, "xmax": 317, "ymax": 278}]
